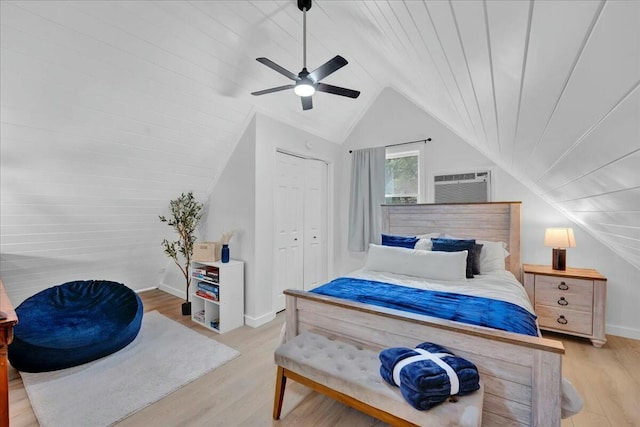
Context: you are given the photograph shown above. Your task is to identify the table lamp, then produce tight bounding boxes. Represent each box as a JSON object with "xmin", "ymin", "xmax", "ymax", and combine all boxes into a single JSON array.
[{"xmin": 544, "ymin": 228, "xmax": 576, "ymax": 270}]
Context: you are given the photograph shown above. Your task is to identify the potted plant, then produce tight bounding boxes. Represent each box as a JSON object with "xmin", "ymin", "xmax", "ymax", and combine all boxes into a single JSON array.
[{"xmin": 159, "ymin": 192, "xmax": 203, "ymax": 315}]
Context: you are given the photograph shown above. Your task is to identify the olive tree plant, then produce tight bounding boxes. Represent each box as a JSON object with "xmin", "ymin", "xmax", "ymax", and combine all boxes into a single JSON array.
[{"xmin": 159, "ymin": 192, "xmax": 203, "ymax": 312}]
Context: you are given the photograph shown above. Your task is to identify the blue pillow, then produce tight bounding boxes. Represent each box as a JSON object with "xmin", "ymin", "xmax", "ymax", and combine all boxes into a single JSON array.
[
  {"xmin": 434, "ymin": 240, "xmax": 484, "ymax": 275},
  {"xmin": 381, "ymin": 234, "xmax": 419, "ymax": 249},
  {"xmin": 431, "ymin": 238, "xmax": 480, "ymax": 278}
]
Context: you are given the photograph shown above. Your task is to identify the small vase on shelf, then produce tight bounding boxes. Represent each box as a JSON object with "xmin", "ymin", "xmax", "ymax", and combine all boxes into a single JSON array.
[{"xmin": 221, "ymin": 244, "xmax": 230, "ymax": 263}]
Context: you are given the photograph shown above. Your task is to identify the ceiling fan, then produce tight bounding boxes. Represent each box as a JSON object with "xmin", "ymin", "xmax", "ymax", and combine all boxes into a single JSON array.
[{"xmin": 251, "ymin": 0, "xmax": 360, "ymax": 111}]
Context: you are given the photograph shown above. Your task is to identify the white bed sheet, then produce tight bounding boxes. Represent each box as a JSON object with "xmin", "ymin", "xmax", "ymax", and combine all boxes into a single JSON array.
[{"xmin": 344, "ymin": 268, "xmax": 535, "ymax": 315}]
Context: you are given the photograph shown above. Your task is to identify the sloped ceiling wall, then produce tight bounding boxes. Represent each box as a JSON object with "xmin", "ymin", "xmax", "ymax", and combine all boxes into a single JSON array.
[{"xmin": 1, "ymin": 1, "xmax": 638, "ymax": 304}]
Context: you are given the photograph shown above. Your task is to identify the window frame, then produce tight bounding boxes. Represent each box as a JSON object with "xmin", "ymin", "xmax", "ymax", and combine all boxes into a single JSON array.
[{"xmin": 384, "ymin": 142, "xmax": 427, "ymax": 204}]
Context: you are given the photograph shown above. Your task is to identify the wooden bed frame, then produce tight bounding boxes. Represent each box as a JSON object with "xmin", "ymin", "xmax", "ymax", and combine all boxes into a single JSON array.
[{"xmin": 283, "ymin": 202, "xmax": 565, "ymax": 426}]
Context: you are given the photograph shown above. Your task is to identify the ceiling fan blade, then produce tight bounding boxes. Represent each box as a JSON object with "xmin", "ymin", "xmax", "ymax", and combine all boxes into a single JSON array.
[
  {"xmin": 251, "ymin": 84, "xmax": 295, "ymax": 96},
  {"xmin": 316, "ymin": 83, "xmax": 360, "ymax": 98},
  {"xmin": 308, "ymin": 55, "xmax": 348, "ymax": 82},
  {"xmin": 301, "ymin": 96, "xmax": 313, "ymax": 110},
  {"xmin": 256, "ymin": 57, "xmax": 298, "ymax": 81}
]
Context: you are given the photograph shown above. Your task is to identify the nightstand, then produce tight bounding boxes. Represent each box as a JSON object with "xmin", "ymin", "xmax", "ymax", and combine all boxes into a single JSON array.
[{"xmin": 523, "ymin": 264, "xmax": 607, "ymax": 347}]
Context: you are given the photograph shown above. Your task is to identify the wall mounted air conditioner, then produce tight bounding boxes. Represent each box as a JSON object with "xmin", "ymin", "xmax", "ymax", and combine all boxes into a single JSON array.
[{"xmin": 434, "ymin": 171, "xmax": 490, "ymax": 203}]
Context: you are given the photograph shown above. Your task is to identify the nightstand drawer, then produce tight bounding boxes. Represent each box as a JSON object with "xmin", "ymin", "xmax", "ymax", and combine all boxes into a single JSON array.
[
  {"xmin": 535, "ymin": 305, "xmax": 593, "ymax": 336},
  {"xmin": 535, "ymin": 275, "xmax": 593, "ymax": 312}
]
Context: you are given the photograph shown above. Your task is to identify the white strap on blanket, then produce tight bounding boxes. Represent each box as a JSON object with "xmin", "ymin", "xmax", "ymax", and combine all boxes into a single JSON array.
[{"xmin": 392, "ymin": 349, "xmax": 460, "ymax": 396}]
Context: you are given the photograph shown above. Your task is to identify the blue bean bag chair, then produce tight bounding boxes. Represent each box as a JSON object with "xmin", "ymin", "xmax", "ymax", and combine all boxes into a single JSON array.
[{"xmin": 9, "ymin": 280, "xmax": 143, "ymax": 373}]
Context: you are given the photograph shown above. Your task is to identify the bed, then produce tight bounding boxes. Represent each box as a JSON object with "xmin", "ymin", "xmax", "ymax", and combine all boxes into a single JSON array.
[{"xmin": 283, "ymin": 202, "xmax": 568, "ymax": 426}]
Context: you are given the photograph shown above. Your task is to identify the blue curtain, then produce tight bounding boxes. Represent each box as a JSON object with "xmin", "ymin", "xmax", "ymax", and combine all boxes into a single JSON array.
[{"xmin": 348, "ymin": 147, "xmax": 385, "ymax": 252}]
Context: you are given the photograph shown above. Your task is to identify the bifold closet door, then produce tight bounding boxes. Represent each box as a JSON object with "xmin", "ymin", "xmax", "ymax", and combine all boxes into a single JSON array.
[
  {"xmin": 303, "ymin": 159, "xmax": 327, "ymax": 291},
  {"xmin": 273, "ymin": 152, "xmax": 328, "ymax": 313},
  {"xmin": 273, "ymin": 153, "xmax": 304, "ymax": 313}
]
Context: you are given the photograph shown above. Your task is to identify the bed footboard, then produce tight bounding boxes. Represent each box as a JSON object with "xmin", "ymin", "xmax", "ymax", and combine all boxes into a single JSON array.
[{"xmin": 284, "ymin": 289, "xmax": 564, "ymax": 427}]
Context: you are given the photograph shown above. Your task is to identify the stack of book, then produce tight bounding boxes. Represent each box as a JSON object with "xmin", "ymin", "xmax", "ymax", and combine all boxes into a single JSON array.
[
  {"xmin": 205, "ymin": 268, "xmax": 219, "ymax": 283},
  {"xmin": 195, "ymin": 281, "xmax": 219, "ymax": 301},
  {"xmin": 192, "ymin": 266, "xmax": 220, "ymax": 283},
  {"xmin": 193, "ymin": 310, "xmax": 205, "ymax": 323}
]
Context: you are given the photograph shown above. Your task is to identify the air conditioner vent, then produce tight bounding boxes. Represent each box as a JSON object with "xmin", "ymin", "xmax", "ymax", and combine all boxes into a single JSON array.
[{"xmin": 434, "ymin": 171, "xmax": 490, "ymax": 203}]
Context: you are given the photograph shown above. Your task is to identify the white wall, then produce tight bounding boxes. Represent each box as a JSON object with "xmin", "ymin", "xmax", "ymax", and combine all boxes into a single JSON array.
[
  {"xmin": 165, "ymin": 113, "xmax": 339, "ymax": 326},
  {"xmin": 336, "ymin": 87, "xmax": 494, "ymax": 273},
  {"xmin": 159, "ymin": 112, "xmax": 341, "ymax": 327},
  {"xmin": 0, "ymin": 1, "xmax": 239, "ymax": 307},
  {"xmin": 159, "ymin": 117, "xmax": 259, "ymax": 310},
  {"xmin": 159, "ymin": 118, "xmax": 256, "ymax": 299},
  {"xmin": 337, "ymin": 87, "xmax": 640, "ymax": 339}
]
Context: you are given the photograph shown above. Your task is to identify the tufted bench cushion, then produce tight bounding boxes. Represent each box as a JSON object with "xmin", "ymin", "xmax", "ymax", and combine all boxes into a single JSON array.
[{"xmin": 274, "ymin": 331, "xmax": 483, "ymax": 427}]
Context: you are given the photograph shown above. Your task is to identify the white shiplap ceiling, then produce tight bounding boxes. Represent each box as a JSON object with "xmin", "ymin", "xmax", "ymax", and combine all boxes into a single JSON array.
[{"xmin": 1, "ymin": 0, "xmax": 638, "ymax": 300}]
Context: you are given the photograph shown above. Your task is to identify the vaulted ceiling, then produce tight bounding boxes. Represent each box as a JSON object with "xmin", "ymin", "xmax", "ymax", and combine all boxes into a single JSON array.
[{"xmin": 1, "ymin": 0, "xmax": 638, "ymax": 297}]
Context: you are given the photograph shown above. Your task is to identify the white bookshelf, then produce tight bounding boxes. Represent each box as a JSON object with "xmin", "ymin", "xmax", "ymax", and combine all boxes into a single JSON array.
[{"xmin": 190, "ymin": 260, "xmax": 244, "ymax": 333}]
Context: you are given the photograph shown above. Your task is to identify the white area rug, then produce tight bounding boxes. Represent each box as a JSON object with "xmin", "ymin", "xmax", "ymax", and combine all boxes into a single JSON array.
[{"xmin": 21, "ymin": 310, "xmax": 240, "ymax": 427}]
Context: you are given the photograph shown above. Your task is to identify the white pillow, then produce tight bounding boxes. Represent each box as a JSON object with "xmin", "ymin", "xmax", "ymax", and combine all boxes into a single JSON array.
[
  {"xmin": 413, "ymin": 232, "xmax": 442, "ymax": 251},
  {"xmin": 477, "ymin": 240, "xmax": 510, "ymax": 272},
  {"xmin": 414, "ymin": 239, "xmax": 432, "ymax": 251},
  {"xmin": 364, "ymin": 244, "xmax": 468, "ymax": 281},
  {"xmin": 417, "ymin": 232, "xmax": 442, "ymax": 239}
]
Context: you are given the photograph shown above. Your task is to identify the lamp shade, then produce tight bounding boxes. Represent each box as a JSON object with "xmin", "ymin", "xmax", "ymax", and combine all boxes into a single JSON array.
[{"xmin": 544, "ymin": 228, "xmax": 576, "ymax": 249}]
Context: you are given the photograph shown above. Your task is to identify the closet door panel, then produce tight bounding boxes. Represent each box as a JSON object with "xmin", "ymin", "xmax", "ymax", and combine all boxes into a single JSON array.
[
  {"xmin": 273, "ymin": 153, "xmax": 304, "ymax": 312},
  {"xmin": 303, "ymin": 160, "xmax": 327, "ymax": 290}
]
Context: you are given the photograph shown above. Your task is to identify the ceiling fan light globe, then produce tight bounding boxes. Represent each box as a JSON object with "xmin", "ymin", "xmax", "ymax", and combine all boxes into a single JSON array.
[{"xmin": 294, "ymin": 83, "xmax": 315, "ymax": 97}]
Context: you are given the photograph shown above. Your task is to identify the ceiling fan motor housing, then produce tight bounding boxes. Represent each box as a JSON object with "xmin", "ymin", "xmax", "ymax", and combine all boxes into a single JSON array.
[{"xmin": 298, "ymin": 0, "xmax": 312, "ymax": 12}]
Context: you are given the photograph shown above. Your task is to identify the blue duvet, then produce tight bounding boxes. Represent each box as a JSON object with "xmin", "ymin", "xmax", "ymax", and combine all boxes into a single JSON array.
[{"xmin": 311, "ymin": 277, "xmax": 538, "ymax": 336}]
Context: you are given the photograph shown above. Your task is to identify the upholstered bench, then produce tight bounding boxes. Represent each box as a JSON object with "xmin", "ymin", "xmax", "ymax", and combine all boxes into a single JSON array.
[{"xmin": 273, "ymin": 332, "xmax": 484, "ymax": 427}]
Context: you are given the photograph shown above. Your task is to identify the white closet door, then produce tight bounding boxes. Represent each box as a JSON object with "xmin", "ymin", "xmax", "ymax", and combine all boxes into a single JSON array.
[
  {"xmin": 303, "ymin": 159, "xmax": 328, "ymax": 291},
  {"xmin": 273, "ymin": 152, "xmax": 329, "ymax": 312},
  {"xmin": 273, "ymin": 153, "xmax": 304, "ymax": 312}
]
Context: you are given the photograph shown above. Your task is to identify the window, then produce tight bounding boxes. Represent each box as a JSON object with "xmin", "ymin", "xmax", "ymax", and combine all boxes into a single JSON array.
[{"xmin": 385, "ymin": 150, "xmax": 420, "ymax": 204}]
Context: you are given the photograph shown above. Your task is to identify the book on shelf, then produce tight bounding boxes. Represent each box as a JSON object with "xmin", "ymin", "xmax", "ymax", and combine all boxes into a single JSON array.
[
  {"xmin": 197, "ymin": 281, "xmax": 219, "ymax": 293},
  {"xmin": 196, "ymin": 290, "xmax": 218, "ymax": 301}
]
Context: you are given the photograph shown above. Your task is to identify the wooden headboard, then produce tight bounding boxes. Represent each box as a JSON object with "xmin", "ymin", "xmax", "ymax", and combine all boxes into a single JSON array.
[{"xmin": 381, "ymin": 202, "xmax": 522, "ymax": 281}]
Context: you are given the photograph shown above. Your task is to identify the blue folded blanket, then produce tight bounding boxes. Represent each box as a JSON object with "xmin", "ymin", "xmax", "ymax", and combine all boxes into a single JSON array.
[{"xmin": 379, "ymin": 342, "xmax": 480, "ymax": 410}]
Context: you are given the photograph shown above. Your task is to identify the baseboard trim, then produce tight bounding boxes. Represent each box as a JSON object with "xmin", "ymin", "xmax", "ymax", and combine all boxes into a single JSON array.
[
  {"xmin": 135, "ymin": 286, "xmax": 158, "ymax": 294},
  {"xmin": 244, "ymin": 311, "xmax": 276, "ymax": 328},
  {"xmin": 157, "ymin": 283, "xmax": 185, "ymax": 300},
  {"xmin": 606, "ymin": 324, "xmax": 640, "ymax": 341}
]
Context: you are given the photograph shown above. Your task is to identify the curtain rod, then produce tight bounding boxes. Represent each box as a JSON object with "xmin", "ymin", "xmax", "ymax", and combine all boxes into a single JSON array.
[{"xmin": 349, "ymin": 137, "xmax": 431, "ymax": 153}]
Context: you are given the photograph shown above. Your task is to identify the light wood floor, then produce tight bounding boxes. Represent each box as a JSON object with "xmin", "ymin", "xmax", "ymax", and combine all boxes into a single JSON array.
[{"xmin": 8, "ymin": 289, "xmax": 640, "ymax": 426}]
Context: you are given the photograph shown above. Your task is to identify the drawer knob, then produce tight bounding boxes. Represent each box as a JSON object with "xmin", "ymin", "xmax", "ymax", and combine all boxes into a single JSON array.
[
  {"xmin": 557, "ymin": 315, "xmax": 568, "ymax": 325},
  {"xmin": 558, "ymin": 282, "xmax": 569, "ymax": 291},
  {"xmin": 557, "ymin": 297, "xmax": 569, "ymax": 306}
]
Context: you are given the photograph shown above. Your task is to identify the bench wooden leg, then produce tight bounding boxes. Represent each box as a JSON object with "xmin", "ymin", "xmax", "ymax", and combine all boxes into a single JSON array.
[{"xmin": 273, "ymin": 365, "xmax": 287, "ymax": 420}]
